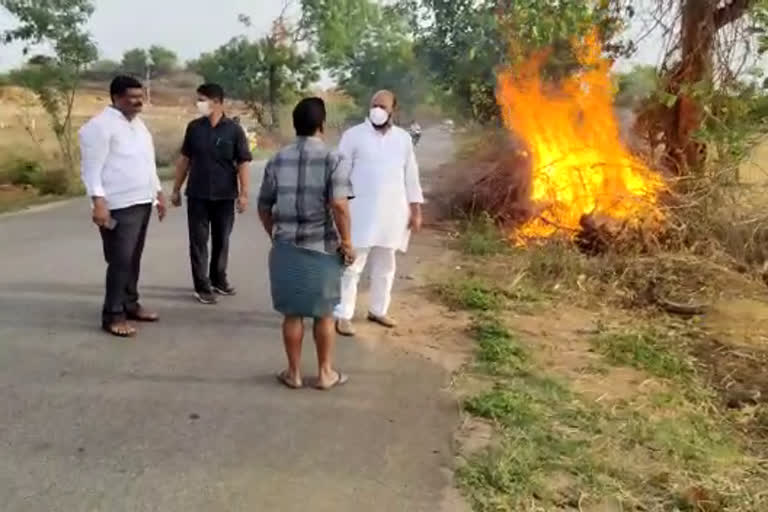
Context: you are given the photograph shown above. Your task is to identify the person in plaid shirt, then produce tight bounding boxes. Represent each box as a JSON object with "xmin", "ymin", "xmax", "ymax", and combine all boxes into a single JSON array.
[{"xmin": 258, "ymin": 97, "xmax": 355, "ymax": 391}]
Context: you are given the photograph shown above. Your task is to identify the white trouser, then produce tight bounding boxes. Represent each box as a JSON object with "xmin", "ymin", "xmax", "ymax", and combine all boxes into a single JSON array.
[{"xmin": 334, "ymin": 247, "xmax": 397, "ymax": 320}]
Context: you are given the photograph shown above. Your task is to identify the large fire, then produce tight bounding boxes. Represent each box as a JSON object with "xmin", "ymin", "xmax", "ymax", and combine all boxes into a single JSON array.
[{"xmin": 497, "ymin": 31, "xmax": 665, "ymax": 241}]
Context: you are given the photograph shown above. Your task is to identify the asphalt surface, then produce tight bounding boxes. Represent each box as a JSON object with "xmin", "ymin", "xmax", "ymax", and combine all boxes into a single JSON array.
[{"xmin": 0, "ymin": 127, "xmax": 461, "ymax": 511}]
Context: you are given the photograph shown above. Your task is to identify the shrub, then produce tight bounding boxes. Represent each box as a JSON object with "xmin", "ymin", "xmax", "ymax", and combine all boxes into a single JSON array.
[
  {"xmin": 1, "ymin": 158, "xmax": 43, "ymax": 187},
  {"xmin": 36, "ymin": 168, "xmax": 71, "ymax": 195}
]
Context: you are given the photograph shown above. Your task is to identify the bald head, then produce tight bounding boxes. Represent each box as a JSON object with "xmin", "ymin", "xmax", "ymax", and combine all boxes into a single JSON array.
[
  {"xmin": 371, "ymin": 90, "xmax": 396, "ymax": 112},
  {"xmin": 369, "ymin": 90, "xmax": 397, "ymax": 130}
]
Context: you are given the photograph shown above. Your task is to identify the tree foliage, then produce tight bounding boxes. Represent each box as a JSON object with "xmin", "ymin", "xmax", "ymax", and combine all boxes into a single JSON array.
[
  {"xmin": 615, "ymin": 65, "xmax": 659, "ymax": 107},
  {"xmin": 189, "ymin": 35, "xmax": 318, "ymax": 128},
  {"xmin": 1, "ymin": 0, "xmax": 97, "ymax": 178},
  {"xmin": 121, "ymin": 45, "xmax": 178, "ymax": 77},
  {"xmin": 300, "ymin": 0, "xmax": 429, "ymax": 113},
  {"xmin": 121, "ymin": 48, "xmax": 148, "ymax": 77},
  {"xmin": 400, "ymin": 0, "xmax": 633, "ymax": 121},
  {"xmin": 148, "ymin": 45, "xmax": 178, "ymax": 75}
]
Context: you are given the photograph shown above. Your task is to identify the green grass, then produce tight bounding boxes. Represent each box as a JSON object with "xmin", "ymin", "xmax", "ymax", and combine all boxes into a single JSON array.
[
  {"xmin": 456, "ymin": 315, "xmax": 764, "ymax": 511},
  {"xmin": 472, "ymin": 316, "xmax": 527, "ymax": 374},
  {"xmin": 435, "ymin": 277, "xmax": 506, "ymax": 311},
  {"xmin": 459, "ymin": 213, "xmax": 508, "ymax": 256},
  {"xmin": 442, "ymin": 215, "xmax": 767, "ymax": 511},
  {"xmin": 591, "ymin": 326, "xmax": 693, "ymax": 379}
]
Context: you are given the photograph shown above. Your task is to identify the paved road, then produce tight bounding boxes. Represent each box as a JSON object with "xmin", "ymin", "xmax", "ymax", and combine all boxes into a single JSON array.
[{"xmin": 0, "ymin": 128, "xmax": 460, "ymax": 511}]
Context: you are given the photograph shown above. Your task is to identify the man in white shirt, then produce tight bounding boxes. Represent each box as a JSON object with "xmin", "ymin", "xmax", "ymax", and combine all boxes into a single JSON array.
[
  {"xmin": 79, "ymin": 75, "xmax": 166, "ymax": 338},
  {"xmin": 334, "ymin": 90, "xmax": 424, "ymax": 336}
]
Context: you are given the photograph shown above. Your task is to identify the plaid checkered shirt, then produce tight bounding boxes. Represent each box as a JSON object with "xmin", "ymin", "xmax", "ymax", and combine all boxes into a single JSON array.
[{"xmin": 258, "ymin": 137, "xmax": 353, "ymax": 254}]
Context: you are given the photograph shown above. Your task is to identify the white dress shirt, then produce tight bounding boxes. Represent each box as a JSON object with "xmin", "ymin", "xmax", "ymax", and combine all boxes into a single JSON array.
[
  {"xmin": 338, "ymin": 120, "xmax": 424, "ymax": 252},
  {"xmin": 79, "ymin": 106, "xmax": 161, "ymax": 210}
]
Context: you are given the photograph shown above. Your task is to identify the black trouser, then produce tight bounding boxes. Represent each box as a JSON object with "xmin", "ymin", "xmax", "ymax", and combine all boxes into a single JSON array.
[
  {"xmin": 99, "ymin": 203, "xmax": 152, "ymax": 326},
  {"xmin": 187, "ymin": 198, "xmax": 235, "ymax": 292}
]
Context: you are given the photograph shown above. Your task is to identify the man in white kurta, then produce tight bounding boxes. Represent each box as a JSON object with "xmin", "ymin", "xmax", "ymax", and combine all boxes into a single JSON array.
[{"xmin": 334, "ymin": 90, "xmax": 424, "ymax": 336}]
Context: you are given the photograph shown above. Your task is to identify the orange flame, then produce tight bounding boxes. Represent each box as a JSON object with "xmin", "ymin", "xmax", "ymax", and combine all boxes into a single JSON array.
[{"xmin": 497, "ymin": 30, "xmax": 664, "ymax": 240}]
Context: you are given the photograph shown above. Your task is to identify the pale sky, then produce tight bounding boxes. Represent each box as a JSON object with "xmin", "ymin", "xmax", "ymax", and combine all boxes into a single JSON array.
[
  {"xmin": 0, "ymin": 0, "xmax": 293, "ymax": 70},
  {"xmin": 4, "ymin": 0, "xmax": 742, "ymax": 79}
]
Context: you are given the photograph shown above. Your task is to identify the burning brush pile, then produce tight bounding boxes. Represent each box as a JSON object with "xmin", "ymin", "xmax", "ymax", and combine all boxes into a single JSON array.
[{"xmin": 472, "ymin": 31, "xmax": 667, "ymax": 253}]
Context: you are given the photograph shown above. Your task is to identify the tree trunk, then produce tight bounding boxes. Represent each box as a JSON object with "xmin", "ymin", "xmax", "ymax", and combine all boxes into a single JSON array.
[
  {"xmin": 268, "ymin": 63, "xmax": 279, "ymax": 129},
  {"xmin": 664, "ymin": 0, "xmax": 754, "ymax": 175},
  {"xmin": 665, "ymin": 0, "xmax": 716, "ymax": 175}
]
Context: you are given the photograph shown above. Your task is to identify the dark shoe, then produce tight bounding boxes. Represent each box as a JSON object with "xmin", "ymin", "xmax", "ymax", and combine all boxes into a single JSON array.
[
  {"xmin": 212, "ymin": 283, "xmax": 237, "ymax": 296},
  {"xmin": 194, "ymin": 289, "xmax": 218, "ymax": 304}
]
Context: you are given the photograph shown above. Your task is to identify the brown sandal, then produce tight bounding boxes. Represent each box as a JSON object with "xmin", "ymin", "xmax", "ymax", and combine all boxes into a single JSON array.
[{"xmin": 102, "ymin": 321, "xmax": 137, "ymax": 338}]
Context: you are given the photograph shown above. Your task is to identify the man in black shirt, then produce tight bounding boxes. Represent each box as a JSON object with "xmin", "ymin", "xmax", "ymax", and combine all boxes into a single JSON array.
[{"xmin": 171, "ymin": 83, "xmax": 253, "ymax": 304}]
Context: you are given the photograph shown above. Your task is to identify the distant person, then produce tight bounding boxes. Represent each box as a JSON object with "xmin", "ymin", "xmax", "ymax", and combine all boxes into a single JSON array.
[
  {"xmin": 171, "ymin": 83, "xmax": 253, "ymax": 304},
  {"xmin": 257, "ymin": 97, "xmax": 354, "ymax": 390},
  {"xmin": 78, "ymin": 75, "xmax": 166, "ymax": 338},
  {"xmin": 408, "ymin": 119, "xmax": 422, "ymax": 146},
  {"xmin": 334, "ymin": 90, "xmax": 424, "ymax": 336}
]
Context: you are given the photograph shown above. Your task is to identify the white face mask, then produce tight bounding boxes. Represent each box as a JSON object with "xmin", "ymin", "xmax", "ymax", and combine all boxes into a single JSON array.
[
  {"xmin": 369, "ymin": 107, "xmax": 390, "ymax": 127},
  {"xmin": 196, "ymin": 100, "xmax": 212, "ymax": 116}
]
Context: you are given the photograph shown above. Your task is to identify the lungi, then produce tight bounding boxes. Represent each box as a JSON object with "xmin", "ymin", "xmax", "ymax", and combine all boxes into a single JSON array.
[{"xmin": 268, "ymin": 242, "xmax": 343, "ymax": 318}]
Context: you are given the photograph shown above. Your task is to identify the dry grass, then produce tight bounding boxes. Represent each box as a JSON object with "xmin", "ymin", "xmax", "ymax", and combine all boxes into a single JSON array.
[{"xmin": 0, "ymin": 83, "xmax": 272, "ymax": 210}]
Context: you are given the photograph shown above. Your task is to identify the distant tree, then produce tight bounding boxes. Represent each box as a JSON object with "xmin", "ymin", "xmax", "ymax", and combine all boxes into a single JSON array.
[
  {"xmin": 121, "ymin": 46, "xmax": 178, "ymax": 78},
  {"xmin": 397, "ymin": 0, "xmax": 634, "ymax": 122},
  {"xmin": 615, "ymin": 65, "xmax": 660, "ymax": 107},
  {"xmin": 148, "ymin": 45, "xmax": 178, "ymax": 75},
  {"xmin": 300, "ymin": 0, "xmax": 429, "ymax": 112},
  {"xmin": 82, "ymin": 58, "xmax": 121, "ymax": 81},
  {"xmin": 190, "ymin": 13, "xmax": 318, "ymax": 129},
  {"xmin": 90, "ymin": 59, "xmax": 121, "ymax": 73},
  {"xmin": 1, "ymin": 0, "xmax": 98, "ymax": 178},
  {"xmin": 27, "ymin": 54, "xmax": 54, "ymax": 66},
  {"xmin": 121, "ymin": 48, "xmax": 148, "ymax": 77}
]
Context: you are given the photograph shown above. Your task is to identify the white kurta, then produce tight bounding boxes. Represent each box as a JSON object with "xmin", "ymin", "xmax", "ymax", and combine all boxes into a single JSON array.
[{"xmin": 338, "ymin": 121, "xmax": 424, "ymax": 252}]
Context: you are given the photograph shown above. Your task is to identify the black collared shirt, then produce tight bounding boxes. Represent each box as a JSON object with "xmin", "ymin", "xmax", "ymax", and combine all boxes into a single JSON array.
[{"xmin": 181, "ymin": 116, "xmax": 253, "ymax": 200}]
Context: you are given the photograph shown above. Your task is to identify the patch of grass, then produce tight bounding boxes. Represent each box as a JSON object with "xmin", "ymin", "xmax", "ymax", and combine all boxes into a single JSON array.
[
  {"xmin": 435, "ymin": 277, "xmax": 506, "ymax": 311},
  {"xmin": 458, "ymin": 317, "xmax": 766, "ymax": 510},
  {"xmin": 459, "ymin": 213, "xmax": 508, "ymax": 256},
  {"xmin": 472, "ymin": 316, "xmax": 527, "ymax": 375},
  {"xmin": 522, "ymin": 240, "xmax": 588, "ymax": 286},
  {"xmin": 591, "ymin": 326, "xmax": 693, "ymax": 379},
  {"xmin": 460, "ymin": 376, "xmax": 602, "ymax": 509},
  {"xmin": 0, "ymin": 158, "xmax": 41, "ymax": 186}
]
